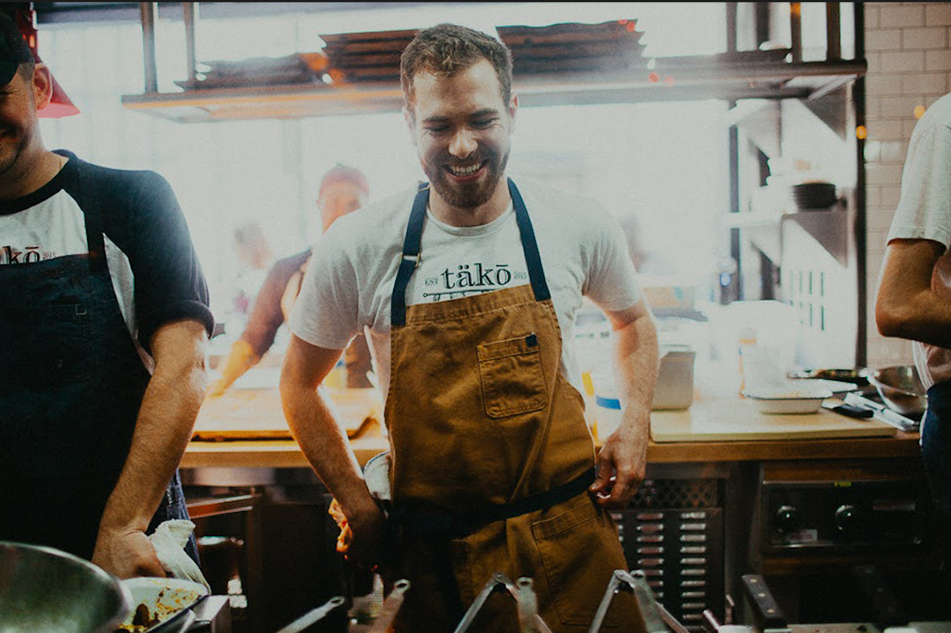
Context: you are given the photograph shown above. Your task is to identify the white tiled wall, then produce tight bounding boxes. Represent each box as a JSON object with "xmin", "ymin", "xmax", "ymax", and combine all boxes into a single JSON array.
[{"xmin": 864, "ymin": 2, "xmax": 951, "ymax": 369}]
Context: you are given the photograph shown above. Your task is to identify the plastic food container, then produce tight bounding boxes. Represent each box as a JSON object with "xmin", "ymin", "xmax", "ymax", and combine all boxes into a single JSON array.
[
  {"xmin": 742, "ymin": 385, "xmax": 833, "ymax": 414},
  {"xmin": 653, "ymin": 347, "xmax": 696, "ymax": 410},
  {"xmin": 594, "ymin": 394, "xmax": 623, "ymax": 440}
]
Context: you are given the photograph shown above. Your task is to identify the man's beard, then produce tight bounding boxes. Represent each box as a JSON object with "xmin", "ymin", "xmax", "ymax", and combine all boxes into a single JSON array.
[
  {"xmin": 424, "ymin": 148, "xmax": 509, "ymax": 210},
  {"xmin": 0, "ymin": 132, "xmax": 27, "ymax": 178}
]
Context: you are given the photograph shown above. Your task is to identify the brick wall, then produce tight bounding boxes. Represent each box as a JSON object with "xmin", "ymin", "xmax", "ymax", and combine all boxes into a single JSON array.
[{"xmin": 863, "ymin": 2, "xmax": 951, "ymax": 369}]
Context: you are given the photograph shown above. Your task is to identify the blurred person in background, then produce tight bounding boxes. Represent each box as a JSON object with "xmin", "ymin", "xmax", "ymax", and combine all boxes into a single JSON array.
[
  {"xmin": 876, "ymin": 90, "xmax": 951, "ymax": 567},
  {"xmin": 208, "ymin": 164, "xmax": 373, "ymax": 396},
  {"xmin": 0, "ymin": 10, "xmax": 213, "ymax": 577},
  {"xmin": 230, "ymin": 220, "xmax": 272, "ymax": 317},
  {"xmin": 618, "ymin": 212, "xmax": 678, "ymax": 276}
]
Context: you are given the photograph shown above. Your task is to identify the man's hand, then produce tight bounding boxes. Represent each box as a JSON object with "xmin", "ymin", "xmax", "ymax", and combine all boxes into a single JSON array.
[
  {"xmin": 589, "ymin": 404, "xmax": 650, "ymax": 509},
  {"xmin": 92, "ymin": 527, "xmax": 166, "ymax": 579},
  {"xmin": 340, "ymin": 496, "xmax": 388, "ymax": 571}
]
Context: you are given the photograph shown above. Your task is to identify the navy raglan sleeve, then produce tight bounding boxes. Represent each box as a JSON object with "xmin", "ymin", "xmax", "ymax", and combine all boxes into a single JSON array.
[{"xmin": 125, "ymin": 171, "xmax": 215, "ymax": 353}]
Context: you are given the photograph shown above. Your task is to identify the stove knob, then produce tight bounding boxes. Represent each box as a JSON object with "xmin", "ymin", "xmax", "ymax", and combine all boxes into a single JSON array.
[
  {"xmin": 774, "ymin": 505, "xmax": 800, "ymax": 533},
  {"xmin": 834, "ymin": 504, "xmax": 859, "ymax": 535}
]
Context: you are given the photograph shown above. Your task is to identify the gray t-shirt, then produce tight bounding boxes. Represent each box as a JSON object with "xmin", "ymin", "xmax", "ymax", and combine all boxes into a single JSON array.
[
  {"xmin": 290, "ymin": 177, "xmax": 642, "ymax": 401},
  {"xmin": 886, "ymin": 92, "xmax": 951, "ymax": 389}
]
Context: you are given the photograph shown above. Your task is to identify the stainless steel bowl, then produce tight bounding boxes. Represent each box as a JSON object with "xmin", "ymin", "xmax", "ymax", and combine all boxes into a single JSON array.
[
  {"xmin": 869, "ymin": 365, "xmax": 928, "ymax": 416},
  {"xmin": 0, "ymin": 541, "xmax": 131, "ymax": 633}
]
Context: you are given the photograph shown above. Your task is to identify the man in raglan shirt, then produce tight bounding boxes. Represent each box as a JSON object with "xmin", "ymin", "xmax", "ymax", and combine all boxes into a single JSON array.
[{"xmin": 0, "ymin": 10, "xmax": 214, "ymax": 579}]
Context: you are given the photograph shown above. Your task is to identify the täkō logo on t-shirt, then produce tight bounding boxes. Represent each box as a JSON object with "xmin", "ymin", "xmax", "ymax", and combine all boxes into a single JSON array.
[
  {"xmin": 422, "ymin": 262, "xmax": 528, "ymax": 301},
  {"xmin": 1, "ymin": 245, "xmax": 52, "ymax": 264}
]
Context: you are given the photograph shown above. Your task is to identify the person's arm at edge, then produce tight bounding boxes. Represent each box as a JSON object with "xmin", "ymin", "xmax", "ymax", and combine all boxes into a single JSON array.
[
  {"xmin": 875, "ymin": 238, "xmax": 951, "ymax": 348},
  {"xmin": 92, "ymin": 318, "xmax": 209, "ymax": 578},
  {"xmin": 280, "ymin": 333, "xmax": 385, "ymax": 566},
  {"xmin": 208, "ymin": 262, "xmax": 292, "ymax": 396},
  {"xmin": 208, "ymin": 339, "xmax": 259, "ymax": 396},
  {"xmin": 588, "ymin": 298, "xmax": 658, "ymax": 509}
]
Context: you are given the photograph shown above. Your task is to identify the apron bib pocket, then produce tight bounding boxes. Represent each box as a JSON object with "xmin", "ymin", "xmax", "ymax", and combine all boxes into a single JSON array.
[{"xmin": 478, "ymin": 334, "xmax": 547, "ymax": 418}]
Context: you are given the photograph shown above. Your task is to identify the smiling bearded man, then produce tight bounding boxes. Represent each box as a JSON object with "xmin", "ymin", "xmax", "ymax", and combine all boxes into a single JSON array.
[{"xmin": 280, "ymin": 22, "xmax": 659, "ymax": 633}]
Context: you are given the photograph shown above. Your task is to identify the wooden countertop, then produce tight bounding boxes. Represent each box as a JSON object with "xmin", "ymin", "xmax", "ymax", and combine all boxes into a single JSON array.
[
  {"xmin": 182, "ymin": 432, "xmax": 922, "ymax": 469},
  {"xmin": 183, "ymin": 377, "xmax": 921, "ymax": 468}
]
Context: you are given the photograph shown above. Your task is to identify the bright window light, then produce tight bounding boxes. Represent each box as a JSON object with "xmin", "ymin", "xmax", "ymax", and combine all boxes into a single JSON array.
[{"xmin": 37, "ymin": 3, "xmax": 730, "ymax": 326}]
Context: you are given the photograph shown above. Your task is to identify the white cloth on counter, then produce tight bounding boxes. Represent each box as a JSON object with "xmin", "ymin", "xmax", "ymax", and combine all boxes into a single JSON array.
[{"xmin": 148, "ymin": 519, "xmax": 210, "ymax": 590}]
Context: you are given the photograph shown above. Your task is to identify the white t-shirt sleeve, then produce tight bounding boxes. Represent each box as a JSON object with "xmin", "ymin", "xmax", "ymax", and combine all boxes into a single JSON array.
[
  {"xmin": 289, "ymin": 229, "xmax": 362, "ymax": 350},
  {"xmin": 582, "ymin": 203, "xmax": 643, "ymax": 312},
  {"xmin": 887, "ymin": 115, "xmax": 951, "ymax": 248}
]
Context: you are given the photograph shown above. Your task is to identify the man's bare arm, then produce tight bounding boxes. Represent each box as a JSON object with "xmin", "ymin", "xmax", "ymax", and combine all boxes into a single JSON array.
[
  {"xmin": 280, "ymin": 334, "xmax": 385, "ymax": 565},
  {"xmin": 588, "ymin": 299, "xmax": 658, "ymax": 509},
  {"xmin": 876, "ymin": 238, "xmax": 951, "ymax": 347},
  {"xmin": 93, "ymin": 319, "xmax": 208, "ymax": 578}
]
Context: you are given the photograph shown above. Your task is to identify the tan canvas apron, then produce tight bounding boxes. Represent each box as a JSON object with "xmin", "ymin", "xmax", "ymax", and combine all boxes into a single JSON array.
[{"xmin": 379, "ymin": 180, "xmax": 643, "ymax": 632}]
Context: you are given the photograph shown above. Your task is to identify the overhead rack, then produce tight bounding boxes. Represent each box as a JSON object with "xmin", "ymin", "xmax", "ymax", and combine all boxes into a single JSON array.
[{"xmin": 119, "ymin": 2, "xmax": 865, "ymax": 123}]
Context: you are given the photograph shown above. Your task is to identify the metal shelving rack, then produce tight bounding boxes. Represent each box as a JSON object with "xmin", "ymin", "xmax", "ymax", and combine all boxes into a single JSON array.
[{"xmin": 118, "ymin": 2, "xmax": 866, "ymax": 123}]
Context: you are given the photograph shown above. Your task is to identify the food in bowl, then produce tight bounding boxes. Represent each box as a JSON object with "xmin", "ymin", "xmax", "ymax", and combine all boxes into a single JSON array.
[{"xmin": 116, "ymin": 577, "xmax": 208, "ymax": 632}]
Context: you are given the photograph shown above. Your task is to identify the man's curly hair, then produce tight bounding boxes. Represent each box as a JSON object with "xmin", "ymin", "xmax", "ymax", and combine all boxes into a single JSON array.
[{"xmin": 400, "ymin": 23, "xmax": 513, "ymax": 114}]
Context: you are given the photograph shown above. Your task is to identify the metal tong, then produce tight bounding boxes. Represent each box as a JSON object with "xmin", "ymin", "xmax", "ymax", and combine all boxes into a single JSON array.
[
  {"xmin": 275, "ymin": 595, "xmax": 347, "ymax": 633},
  {"xmin": 588, "ymin": 569, "xmax": 673, "ymax": 633},
  {"xmin": 275, "ymin": 579, "xmax": 411, "ymax": 633},
  {"xmin": 368, "ymin": 579, "xmax": 411, "ymax": 633},
  {"xmin": 454, "ymin": 573, "xmax": 553, "ymax": 633}
]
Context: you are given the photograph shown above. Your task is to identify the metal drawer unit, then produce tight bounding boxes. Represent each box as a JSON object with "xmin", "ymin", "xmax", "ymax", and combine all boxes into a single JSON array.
[{"xmin": 613, "ymin": 478, "xmax": 725, "ymax": 632}]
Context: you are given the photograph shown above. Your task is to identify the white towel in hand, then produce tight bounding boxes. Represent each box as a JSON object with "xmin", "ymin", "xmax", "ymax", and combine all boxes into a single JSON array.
[
  {"xmin": 148, "ymin": 519, "xmax": 210, "ymax": 591},
  {"xmin": 364, "ymin": 451, "xmax": 391, "ymax": 503}
]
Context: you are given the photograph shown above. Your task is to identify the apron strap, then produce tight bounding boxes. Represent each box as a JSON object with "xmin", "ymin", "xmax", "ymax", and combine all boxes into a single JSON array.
[
  {"xmin": 390, "ymin": 178, "xmax": 551, "ymax": 327},
  {"xmin": 77, "ymin": 164, "xmax": 108, "ymax": 276},
  {"xmin": 391, "ymin": 468, "xmax": 596, "ymax": 539},
  {"xmin": 508, "ymin": 177, "xmax": 551, "ymax": 302},
  {"xmin": 390, "ymin": 182, "xmax": 429, "ymax": 327}
]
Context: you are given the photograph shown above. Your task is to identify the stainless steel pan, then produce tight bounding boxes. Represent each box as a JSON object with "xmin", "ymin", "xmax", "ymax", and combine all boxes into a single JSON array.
[{"xmin": 0, "ymin": 540, "xmax": 131, "ymax": 633}]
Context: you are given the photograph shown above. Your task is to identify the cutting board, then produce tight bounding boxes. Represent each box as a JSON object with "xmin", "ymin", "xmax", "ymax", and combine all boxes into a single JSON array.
[
  {"xmin": 194, "ymin": 380, "xmax": 381, "ymax": 440},
  {"xmin": 651, "ymin": 397, "xmax": 898, "ymax": 442}
]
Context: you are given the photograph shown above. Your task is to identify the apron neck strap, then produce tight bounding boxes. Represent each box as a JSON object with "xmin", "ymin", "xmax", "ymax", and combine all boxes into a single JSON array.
[
  {"xmin": 508, "ymin": 178, "xmax": 551, "ymax": 303},
  {"xmin": 390, "ymin": 178, "xmax": 550, "ymax": 327},
  {"xmin": 391, "ymin": 182, "xmax": 429, "ymax": 327},
  {"xmin": 73, "ymin": 161, "xmax": 108, "ymax": 275}
]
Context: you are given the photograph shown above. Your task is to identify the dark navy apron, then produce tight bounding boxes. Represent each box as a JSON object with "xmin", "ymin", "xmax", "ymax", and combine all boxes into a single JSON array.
[{"xmin": 0, "ymin": 162, "xmax": 195, "ymax": 562}]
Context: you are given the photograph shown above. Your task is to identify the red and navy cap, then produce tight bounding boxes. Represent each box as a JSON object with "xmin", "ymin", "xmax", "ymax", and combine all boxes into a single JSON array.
[{"xmin": 0, "ymin": 11, "xmax": 34, "ymax": 86}]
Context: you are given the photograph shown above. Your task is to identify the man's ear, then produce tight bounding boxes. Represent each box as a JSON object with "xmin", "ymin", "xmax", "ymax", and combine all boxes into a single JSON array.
[
  {"xmin": 402, "ymin": 105, "xmax": 417, "ymax": 147},
  {"xmin": 509, "ymin": 94, "xmax": 518, "ymax": 131},
  {"xmin": 31, "ymin": 64, "xmax": 53, "ymax": 111}
]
